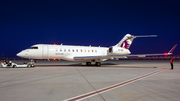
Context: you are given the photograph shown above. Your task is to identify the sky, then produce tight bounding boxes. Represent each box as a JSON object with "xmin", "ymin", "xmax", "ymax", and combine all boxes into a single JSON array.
[{"xmin": 0, "ymin": 0, "xmax": 180, "ymax": 57}]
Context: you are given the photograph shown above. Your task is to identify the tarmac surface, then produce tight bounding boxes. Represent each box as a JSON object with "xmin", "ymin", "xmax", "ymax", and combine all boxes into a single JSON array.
[{"xmin": 0, "ymin": 60, "xmax": 180, "ymax": 101}]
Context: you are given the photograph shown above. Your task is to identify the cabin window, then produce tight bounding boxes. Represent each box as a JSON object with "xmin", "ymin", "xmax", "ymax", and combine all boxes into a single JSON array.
[
  {"xmin": 60, "ymin": 49, "xmax": 62, "ymax": 52},
  {"xmin": 64, "ymin": 49, "xmax": 66, "ymax": 52},
  {"xmin": 92, "ymin": 50, "xmax": 94, "ymax": 52},
  {"xmin": 95, "ymin": 50, "xmax": 97, "ymax": 52},
  {"xmin": 88, "ymin": 50, "xmax": 90, "ymax": 52},
  {"xmin": 29, "ymin": 47, "xmax": 38, "ymax": 49},
  {"xmin": 72, "ymin": 49, "xmax": 74, "ymax": 52},
  {"xmin": 76, "ymin": 49, "xmax": 78, "ymax": 52},
  {"xmin": 85, "ymin": 50, "xmax": 86, "ymax": 52},
  {"xmin": 81, "ymin": 49, "xmax": 83, "ymax": 52},
  {"xmin": 68, "ymin": 49, "xmax": 70, "ymax": 52}
]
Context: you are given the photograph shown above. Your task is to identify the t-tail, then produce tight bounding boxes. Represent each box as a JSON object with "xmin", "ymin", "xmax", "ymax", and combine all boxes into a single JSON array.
[{"xmin": 114, "ymin": 34, "xmax": 157, "ymax": 49}]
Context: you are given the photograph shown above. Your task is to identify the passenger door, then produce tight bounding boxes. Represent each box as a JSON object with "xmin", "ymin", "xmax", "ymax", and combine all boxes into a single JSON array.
[{"xmin": 42, "ymin": 45, "xmax": 48, "ymax": 58}]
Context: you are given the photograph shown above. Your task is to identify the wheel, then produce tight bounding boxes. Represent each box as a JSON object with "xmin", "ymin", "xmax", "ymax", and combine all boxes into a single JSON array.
[
  {"xmin": 27, "ymin": 64, "xmax": 31, "ymax": 68},
  {"xmin": 31, "ymin": 64, "xmax": 35, "ymax": 67},
  {"xmin": 86, "ymin": 62, "xmax": 91, "ymax": 66},
  {"xmin": 13, "ymin": 65, "xmax": 17, "ymax": 68},
  {"xmin": 95, "ymin": 62, "xmax": 101, "ymax": 66}
]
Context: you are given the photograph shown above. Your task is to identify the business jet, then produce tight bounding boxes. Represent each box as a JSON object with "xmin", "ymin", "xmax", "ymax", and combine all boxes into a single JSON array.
[{"xmin": 16, "ymin": 34, "xmax": 177, "ymax": 66}]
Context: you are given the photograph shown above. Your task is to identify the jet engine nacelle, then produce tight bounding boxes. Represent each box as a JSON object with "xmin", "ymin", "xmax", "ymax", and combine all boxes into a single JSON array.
[{"xmin": 108, "ymin": 46, "xmax": 130, "ymax": 55}]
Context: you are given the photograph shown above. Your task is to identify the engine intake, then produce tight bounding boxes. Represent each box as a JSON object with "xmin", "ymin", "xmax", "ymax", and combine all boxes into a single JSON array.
[{"xmin": 108, "ymin": 46, "xmax": 130, "ymax": 55}]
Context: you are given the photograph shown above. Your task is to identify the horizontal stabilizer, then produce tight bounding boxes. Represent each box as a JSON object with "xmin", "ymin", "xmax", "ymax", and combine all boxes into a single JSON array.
[{"xmin": 134, "ymin": 35, "xmax": 157, "ymax": 38}]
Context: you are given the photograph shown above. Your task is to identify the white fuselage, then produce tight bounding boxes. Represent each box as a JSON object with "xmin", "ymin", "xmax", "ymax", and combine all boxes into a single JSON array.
[
  {"xmin": 17, "ymin": 44, "xmax": 131, "ymax": 62},
  {"xmin": 16, "ymin": 34, "xmax": 174, "ymax": 65}
]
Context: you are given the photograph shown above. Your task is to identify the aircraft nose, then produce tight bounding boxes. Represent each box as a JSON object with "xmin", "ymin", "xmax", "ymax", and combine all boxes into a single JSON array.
[
  {"xmin": 16, "ymin": 52, "xmax": 22, "ymax": 57},
  {"xmin": 17, "ymin": 51, "xmax": 24, "ymax": 57}
]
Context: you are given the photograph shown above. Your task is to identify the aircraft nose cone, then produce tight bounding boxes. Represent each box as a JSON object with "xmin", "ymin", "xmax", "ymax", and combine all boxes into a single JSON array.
[
  {"xmin": 17, "ymin": 52, "xmax": 23, "ymax": 57},
  {"xmin": 16, "ymin": 52, "xmax": 21, "ymax": 57}
]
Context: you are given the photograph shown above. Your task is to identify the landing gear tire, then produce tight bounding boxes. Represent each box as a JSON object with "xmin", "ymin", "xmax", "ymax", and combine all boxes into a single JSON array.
[
  {"xmin": 27, "ymin": 64, "xmax": 31, "ymax": 68},
  {"xmin": 95, "ymin": 62, "xmax": 101, "ymax": 66},
  {"xmin": 86, "ymin": 62, "xmax": 91, "ymax": 66},
  {"xmin": 13, "ymin": 65, "xmax": 17, "ymax": 68},
  {"xmin": 31, "ymin": 64, "xmax": 35, "ymax": 67}
]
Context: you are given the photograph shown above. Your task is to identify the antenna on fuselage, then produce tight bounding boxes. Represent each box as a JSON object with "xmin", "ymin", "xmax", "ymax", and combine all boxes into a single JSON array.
[{"xmin": 61, "ymin": 43, "xmax": 63, "ymax": 45}]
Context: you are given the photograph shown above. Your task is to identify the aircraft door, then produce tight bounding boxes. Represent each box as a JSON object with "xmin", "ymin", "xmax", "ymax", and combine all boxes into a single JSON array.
[{"xmin": 42, "ymin": 45, "xmax": 48, "ymax": 58}]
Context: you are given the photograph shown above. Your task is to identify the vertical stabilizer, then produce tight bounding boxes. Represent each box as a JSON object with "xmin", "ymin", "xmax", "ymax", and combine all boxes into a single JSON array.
[
  {"xmin": 114, "ymin": 34, "xmax": 135, "ymax": 49},
  {"xmin": 114, "ymin": 34, "xmax": 157, "ymax": 49}
]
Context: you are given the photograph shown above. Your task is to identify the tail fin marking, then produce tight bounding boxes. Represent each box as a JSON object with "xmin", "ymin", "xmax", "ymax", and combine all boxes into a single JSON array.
[
  {"xmin": 114, "ymin": 34, "xmax": 157, "ymax": 49},
  {"xmin": 115, "ymin": 34, "xmax": 135, "ymax": 49}
]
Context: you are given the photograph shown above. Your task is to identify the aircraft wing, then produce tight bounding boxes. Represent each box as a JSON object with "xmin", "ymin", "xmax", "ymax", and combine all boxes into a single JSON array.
[{"xmin": 74, "ymin": 44, "xmax": 177, "ymax": 61}]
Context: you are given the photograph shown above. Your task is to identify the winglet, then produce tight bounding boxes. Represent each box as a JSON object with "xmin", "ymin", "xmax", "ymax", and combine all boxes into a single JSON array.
[{"xmin": 168, "ymin": 44, "xmax": 177, "ymax": 54}]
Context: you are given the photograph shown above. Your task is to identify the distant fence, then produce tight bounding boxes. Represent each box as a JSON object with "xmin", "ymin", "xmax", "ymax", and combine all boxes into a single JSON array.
[
  {"xmin": 0, "ymin": 57, "xmax": 29, "ymax": 60},
  {"xmin": 125, "ymin": 55, "xmax": 180, "ymax": 60}
]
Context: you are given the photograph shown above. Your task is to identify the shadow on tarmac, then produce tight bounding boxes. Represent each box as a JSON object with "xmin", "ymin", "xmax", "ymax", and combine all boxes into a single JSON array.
[{"xmin": 35, "ymin": 62, "xmax": 158, "ymax": 69}]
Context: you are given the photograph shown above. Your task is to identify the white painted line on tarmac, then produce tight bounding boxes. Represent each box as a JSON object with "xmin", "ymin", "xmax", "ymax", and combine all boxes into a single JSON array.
[{"xmin": 63, "ymin": 68, "xmax": 168, "ymax": 101}]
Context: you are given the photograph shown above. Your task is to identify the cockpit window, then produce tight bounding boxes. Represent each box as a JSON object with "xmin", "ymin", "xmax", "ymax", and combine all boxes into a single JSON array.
[{"xmin": 29, "ymin": 47, "xmax": 38, "ymax": 49}]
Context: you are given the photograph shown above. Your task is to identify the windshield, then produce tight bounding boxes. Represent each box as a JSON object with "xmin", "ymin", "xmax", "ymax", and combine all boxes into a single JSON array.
[{"xmin": 28, "ymin": 47, "xmax": 38, "ymax": 49}]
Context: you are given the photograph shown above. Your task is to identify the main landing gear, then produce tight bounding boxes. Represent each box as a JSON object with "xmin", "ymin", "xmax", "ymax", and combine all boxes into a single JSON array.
[
  {"xmin": 95, "ymin": 62, "xmax": 101, "ymax": 66},
  {"xmin": 86, "ymin": 62, "xmax": 91, "ymax": 66},
  {"xmin": 86, "ymin": 62, "xmax": 101, "ymax": 66}
]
